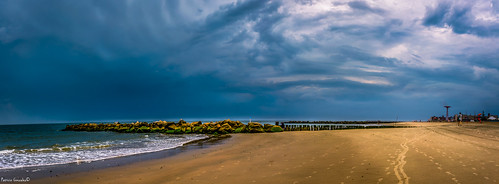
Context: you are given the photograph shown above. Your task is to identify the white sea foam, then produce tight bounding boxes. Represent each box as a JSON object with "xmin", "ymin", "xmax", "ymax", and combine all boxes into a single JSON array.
[
  {"xmin": 0, "ymin": 134, "xmax": 207, "ymax": 169},
  {"xmin": 0, "ymin": 149, "xmax": 14, "ymax": 154}
]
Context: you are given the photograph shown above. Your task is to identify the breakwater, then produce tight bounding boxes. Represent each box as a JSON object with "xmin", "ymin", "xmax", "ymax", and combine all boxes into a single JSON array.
[
  {"xmin": 64, "ymin": 119, "xmax": 283, "ymax": 134},
  {"xmin": 64, "ymin": 120, "xmax": 415, "ymax": 134}
]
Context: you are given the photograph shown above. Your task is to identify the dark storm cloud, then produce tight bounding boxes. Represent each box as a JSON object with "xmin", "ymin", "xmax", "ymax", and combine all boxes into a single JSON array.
[
  {"xmin": 0, "ymin": 0, "xmax": 294, "ymax": 123},
  {"xmin": 347, "ymin": 1, "xmax": 385, "ymax": 14},
  {"xmin": 422, "ymin": 2, "xmax": 452, "ymax": 26},
  {"xmin": 0, "ymin": 0, "xmax": 498, "ymax": 124},
  {"xmin": 423, "ymin": 1, "xmax": 499, "ymax": 37}
]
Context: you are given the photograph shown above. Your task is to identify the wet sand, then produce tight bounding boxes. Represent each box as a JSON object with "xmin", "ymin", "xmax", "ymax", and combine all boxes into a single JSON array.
[{"xmin": 37, "ymin": 122, "xmax": 499, "ymax": 184}]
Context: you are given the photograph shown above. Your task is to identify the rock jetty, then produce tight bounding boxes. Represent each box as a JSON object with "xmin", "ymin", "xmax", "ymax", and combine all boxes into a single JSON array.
[{"xmin": 64, "ymin": 119, "xmax": 283, "ymax": 134}]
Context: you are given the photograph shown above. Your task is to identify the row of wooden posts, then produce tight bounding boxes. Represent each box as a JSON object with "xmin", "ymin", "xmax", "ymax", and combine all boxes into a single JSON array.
[{"xmin": 276, "ymin": 122, "xmax": 397, "ymax": 131}]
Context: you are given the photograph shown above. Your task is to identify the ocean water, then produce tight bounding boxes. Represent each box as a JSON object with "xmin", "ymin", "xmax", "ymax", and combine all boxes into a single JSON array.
[{"xmin": 0, "ymin": 123, "xmax": 207, "ymax": 170}]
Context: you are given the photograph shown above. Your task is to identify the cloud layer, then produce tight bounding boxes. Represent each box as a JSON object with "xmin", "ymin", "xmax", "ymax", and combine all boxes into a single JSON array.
[{"xmin": 0, "ymin": 0, "xmax": 498, "ymax": 124}]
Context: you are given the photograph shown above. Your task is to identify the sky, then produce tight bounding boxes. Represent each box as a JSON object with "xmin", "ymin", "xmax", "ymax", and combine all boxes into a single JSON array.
[{"xmin": 0, "ymin": 0, "xmax": 498, "ymax": 124}]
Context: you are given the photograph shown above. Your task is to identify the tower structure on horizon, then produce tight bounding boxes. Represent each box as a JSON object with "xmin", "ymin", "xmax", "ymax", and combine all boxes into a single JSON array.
[{"xmin": 444, "ymin": 106, "xmax": 451, "ymax": 122}]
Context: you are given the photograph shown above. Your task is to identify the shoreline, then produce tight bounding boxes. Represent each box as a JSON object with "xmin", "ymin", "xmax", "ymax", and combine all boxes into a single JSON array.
[{"xmin": 0, "ymin": 135, "xmax": 231, "ymax": 181}]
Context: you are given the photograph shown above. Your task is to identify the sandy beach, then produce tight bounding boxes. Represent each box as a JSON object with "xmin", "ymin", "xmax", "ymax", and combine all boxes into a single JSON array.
[{"xmin": 36, "ymin": 122, "xmax": 499, "ymax": 184}]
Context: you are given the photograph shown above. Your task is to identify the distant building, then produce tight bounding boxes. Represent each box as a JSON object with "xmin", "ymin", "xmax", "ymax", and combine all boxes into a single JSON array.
[{"xmin": 429, "ymin": 112, "xmax": 498, "ymax": 122}]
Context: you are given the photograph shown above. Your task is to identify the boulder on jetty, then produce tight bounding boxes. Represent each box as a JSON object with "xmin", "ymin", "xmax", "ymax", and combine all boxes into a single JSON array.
[
  {"xmin": 63, "ymin": 119, "xmax": 283, "ymax": 135},
  {"xmin": 247, "ymin": 122, "xmax": 265, "ymax": 133},
  {"xmin": 270, "ymin": 126, "xmax": 284, "ymax": 132}
]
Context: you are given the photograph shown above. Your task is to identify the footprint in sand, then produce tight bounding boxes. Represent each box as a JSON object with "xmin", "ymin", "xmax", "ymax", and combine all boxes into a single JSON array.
[
  {"xmin": 445, "ymin": 171, "xmax": 455, "ymax": 176},
  {"xmin": 377, "ymin": 178, "xmax": 383, "ymax": 184},
  {"xmin": 473, "ymin": 173, "xmax": 478, "ymax": 176}
]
